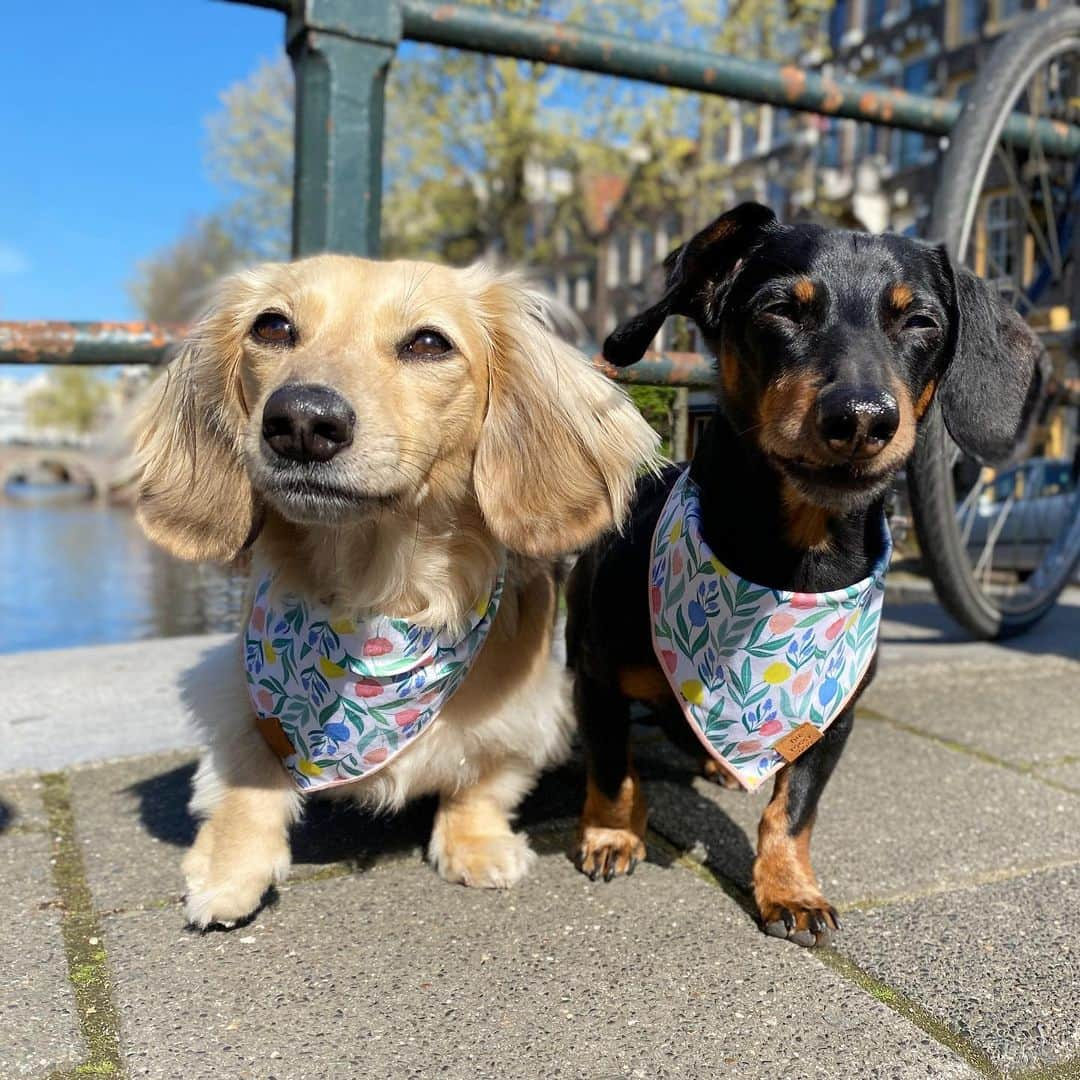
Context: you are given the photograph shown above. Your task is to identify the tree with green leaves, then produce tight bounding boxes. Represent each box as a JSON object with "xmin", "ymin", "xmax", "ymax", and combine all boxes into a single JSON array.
[
  {"xmin": 129, "ymin": 0, "xmax": 833, "ymax": 319},
  {"xmin": 127, "ymin": 215, "xmax": 249, "ymax": 324},
  {"xmin": 26, "ymin": 369, "xmax": 109, "ymax": 436}
]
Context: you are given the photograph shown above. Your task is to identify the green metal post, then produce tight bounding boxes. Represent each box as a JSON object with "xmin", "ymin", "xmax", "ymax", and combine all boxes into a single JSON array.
[{"xmin": 286, "ymin": 1, "xmax": 402, "ymax": 256}]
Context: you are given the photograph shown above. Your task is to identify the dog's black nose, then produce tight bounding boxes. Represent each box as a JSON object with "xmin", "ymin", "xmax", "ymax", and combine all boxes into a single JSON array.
[
  {"xmin": 816, "ymin": 385, "xmax": 900, "ymax": 459},
  {"xmin": 262, "ymin": 384, "xmax": 355, "ymax": 463}
]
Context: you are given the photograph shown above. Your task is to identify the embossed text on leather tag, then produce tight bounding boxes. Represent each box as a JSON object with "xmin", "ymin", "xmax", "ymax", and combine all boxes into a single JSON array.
[{"xmin": 774, "ymin": 723, "xmax": 823, "ymax": 763}]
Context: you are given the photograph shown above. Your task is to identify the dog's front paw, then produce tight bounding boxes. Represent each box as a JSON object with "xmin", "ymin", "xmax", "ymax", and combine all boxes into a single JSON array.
[
  {"xmin": 573, "ymin": 826, "xmax": 646, "ymax": 882},
  {"xmin": 430, "ymin": 830, "xmax": 536, "ymax": 889},
  {"xmin": 757, "ymin": 893, "xmax": 839, "ymax": 948},
  {"xmin": 182, "ymin": 828, "xmax": 290, "ymax": 930}
]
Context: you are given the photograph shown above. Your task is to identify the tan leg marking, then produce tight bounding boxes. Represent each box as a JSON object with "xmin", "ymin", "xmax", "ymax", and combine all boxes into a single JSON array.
[
  {"xmin": 752, "ymin": 768, "xmax": 838, "ymax": 946},
  {"xmin": 575, "ymin": 769, "xmax": 647, "ymax": 881}
]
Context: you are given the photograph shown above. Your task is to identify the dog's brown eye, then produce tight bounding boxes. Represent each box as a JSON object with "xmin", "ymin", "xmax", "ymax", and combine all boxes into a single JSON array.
[
  {"xmin": 762, "ymin": 301, "xmax": 800, "ymax": 322},
  {"xmin": 903, "ymin": 314, "xmax": 939, "ymax": 332},
  {"xmin": 399, "ymin": 328, "xmax": 454, "ymax": 360},
  {"xmin": 251, "ymin": 312, "xmax": 296, "ymax": 346}
]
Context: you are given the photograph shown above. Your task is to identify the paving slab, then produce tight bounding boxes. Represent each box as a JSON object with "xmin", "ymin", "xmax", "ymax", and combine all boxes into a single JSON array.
[
  {"xmin": 101, "ymin": 847, "xmax": 976, "ymax": 1080},
  {"xmin": 877, "ymin": 594, "xmax": 1080, "ymax": 670},
  {"xmin": 840, "ymin": 863, "xmax": 1080, "ymax": 1074},
  {"xmin": 640, "ymin": 715, "xmax": 1080, "ymax": 907},
  {"xmin": 0, "ymin": 787, "xmax": 82, "ymax": 1078},
  {"xmin": 862, "ymin": 665, "xmax": 1080, "ymax": 768}
]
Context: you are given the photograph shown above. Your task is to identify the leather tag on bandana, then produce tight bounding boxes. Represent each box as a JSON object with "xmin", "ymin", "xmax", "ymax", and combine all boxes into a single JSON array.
[
  {"xmin": 775, "ymin": 723, "xmax": 824, "ymax": 763},
  {"xmin": 256, "ymin": 715, "xmax": 295, "ymax": 761}
]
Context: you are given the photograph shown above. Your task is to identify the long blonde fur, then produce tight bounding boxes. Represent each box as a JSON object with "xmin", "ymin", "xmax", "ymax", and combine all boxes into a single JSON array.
[{"xmin": 132, "ymin": 254, "xmax": 661, "ymax": 927}]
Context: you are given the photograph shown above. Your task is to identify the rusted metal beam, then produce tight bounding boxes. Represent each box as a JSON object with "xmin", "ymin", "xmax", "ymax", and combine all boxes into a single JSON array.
[
  {"xmin": 0, "ymin": 320, "xmax": 715, "ymax": 386},
  {"xmin": 398, "ymin": 0, "xmax": 1080, "ymax": 156},
  {"xmin": 0, "ymin": 322, "xmax": 180, "ymax": 365}
]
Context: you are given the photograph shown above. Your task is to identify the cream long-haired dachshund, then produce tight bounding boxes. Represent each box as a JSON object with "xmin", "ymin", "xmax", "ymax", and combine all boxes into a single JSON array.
[{"xmin": 134, "ymin": 255, "xmax": 659, "ymax": 929}]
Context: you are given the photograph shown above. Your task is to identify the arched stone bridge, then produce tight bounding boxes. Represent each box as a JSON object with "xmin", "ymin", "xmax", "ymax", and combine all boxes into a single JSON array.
[{"xmin": 0, "ymin": 445, "xmax": 127, "ymax": 502}]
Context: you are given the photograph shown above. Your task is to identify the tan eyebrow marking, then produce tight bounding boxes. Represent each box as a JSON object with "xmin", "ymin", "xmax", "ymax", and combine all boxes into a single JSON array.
[
  {"xmin": 792, "ymin": 277, "xmax": 816, "ymax": 304},
  {"xmin": 888, "ymin": 283, "xmax": 914, "ymax": 311}
]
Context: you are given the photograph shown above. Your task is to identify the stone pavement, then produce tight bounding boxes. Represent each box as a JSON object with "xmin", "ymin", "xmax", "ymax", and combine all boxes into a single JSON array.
[{"xmin": 2, "ymin": 596, "xmax": 1079, "ymax": 1079}]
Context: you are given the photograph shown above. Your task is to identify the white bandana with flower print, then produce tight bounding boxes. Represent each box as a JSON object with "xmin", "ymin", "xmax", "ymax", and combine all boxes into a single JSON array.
[
  {"xmin": 650, "ymin": 467, "xmax": 891, "ymax": 791},
  {"xmin": 245, "ymin": 567, "xmax": 504, "ymax": 791}
]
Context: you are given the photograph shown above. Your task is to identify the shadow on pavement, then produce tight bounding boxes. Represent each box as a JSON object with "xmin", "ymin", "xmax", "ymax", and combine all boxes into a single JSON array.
[
  {"xmin": 0, "ymin": 798, "xmax": 11, "ymax": 836},
  {"xmin": 126, "ymin": 734, "xmax": 756, "ymax": 884}
]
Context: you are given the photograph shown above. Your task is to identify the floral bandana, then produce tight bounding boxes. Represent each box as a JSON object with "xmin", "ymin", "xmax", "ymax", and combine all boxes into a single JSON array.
[
  {"xmin": 650, "ymin": 467, "xmax": 891, "ymax": 791},
  {"xmin": 245, "ymin": 567, "xmax": 504, "ymax": 792}
]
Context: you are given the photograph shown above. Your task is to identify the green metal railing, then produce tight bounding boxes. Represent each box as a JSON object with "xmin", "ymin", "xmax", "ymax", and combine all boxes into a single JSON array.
[{"xmin": 2, "ymin": 0, "xmax": 1078, "ymax": 381}]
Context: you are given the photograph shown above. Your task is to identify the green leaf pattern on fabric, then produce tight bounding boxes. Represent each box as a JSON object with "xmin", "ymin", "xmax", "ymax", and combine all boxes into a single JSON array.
[
  {"xmin": 650, "ymin": 469, "xmax": 891, "ymax": 791},
  {"xmin": 245, "ymin": 566, "xmax": 504, "ymax": 791}
]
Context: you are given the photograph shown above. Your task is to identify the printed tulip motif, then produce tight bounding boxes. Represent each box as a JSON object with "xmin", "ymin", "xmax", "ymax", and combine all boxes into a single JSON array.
[
  {"xmin": 362, "ymin": 637, "xmax": 393, "ymax": 657},
  {"xmin": 245, "ymin": 567, "xmax": 504, "ymax": 790},
  {"xmin": 649, "ymin": 468, "xmax": 890, "ymax": 792}
]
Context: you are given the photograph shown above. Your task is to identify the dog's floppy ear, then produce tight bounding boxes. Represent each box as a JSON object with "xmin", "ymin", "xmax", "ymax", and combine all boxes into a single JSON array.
[
  {"xmin": 473, "ymin": 276, "xmax": 662, "ymax": 558},
  {"xmin": 603, "ymin": 201, "xmax": 777, "ymax": 367},
  {"xmin": 936, "ymin": 250, "xmax": 1048, "ymax": 464},
  {"xmin": 132, "ymin": 296, "xmax": 259, "ymax": 562}
]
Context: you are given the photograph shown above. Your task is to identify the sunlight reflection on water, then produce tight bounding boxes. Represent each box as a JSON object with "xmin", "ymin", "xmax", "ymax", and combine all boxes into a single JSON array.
[{"xmin": 0, "ymin": 503, "xmax": 247, "ymax": 653}]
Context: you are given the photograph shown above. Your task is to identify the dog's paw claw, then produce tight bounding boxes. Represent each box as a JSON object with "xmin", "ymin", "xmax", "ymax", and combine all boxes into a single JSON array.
[
  {"xmin": 574, "ymin": 826, "xmax": 646, "ymax": 882},
  {"xmin": 759, "ymin": 900, "xmax": 838, "ymax": 948}
]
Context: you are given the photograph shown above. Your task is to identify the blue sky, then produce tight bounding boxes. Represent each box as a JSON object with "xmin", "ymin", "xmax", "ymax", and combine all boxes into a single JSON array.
[{"xmin": 1, "ymin": 1, "xmax": 285, "ymax": 321}]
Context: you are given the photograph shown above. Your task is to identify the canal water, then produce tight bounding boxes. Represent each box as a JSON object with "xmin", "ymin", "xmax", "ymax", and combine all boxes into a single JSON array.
[{"xmin": 0, "ymin": 503, "xmax": 247, "ymax": 654}]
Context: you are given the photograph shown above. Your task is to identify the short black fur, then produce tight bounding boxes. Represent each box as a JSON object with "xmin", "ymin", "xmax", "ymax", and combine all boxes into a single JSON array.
[{"xmin": 567, "ymin": 202, "xmax": 1045, "ymax": 942}]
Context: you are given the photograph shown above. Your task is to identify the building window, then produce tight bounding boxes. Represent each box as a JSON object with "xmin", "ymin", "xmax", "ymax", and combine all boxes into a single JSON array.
[
  {"xmin": 821, "ymin": 118, "xmax": 842, "ymax": 169},
  {"xmin": 897, "ymin": 60, "xmax": 933, "ymax": 168},
  {"xmin": 742, "ymin": 107, "xmax": 759, "ymax": 158},
  {"xmin": 829, "ymin": 0, "xmax": 850, "ymax": 47},
  {"xmin": 861, "ymin": 122, "xmax": 882, "ymax": 157},
  {"xmin": 766, "ymin": 180, "xmax": 787, "ymax": 216},
  {"xmin": 866, "ymin": 0, "xmax": 889, "ymax": 32},
  {"xmin": 640, "ymin": 228, "xmax": 656, "ymax": 275},
  {"xmin": 555, "ymin": 274, "xmax": 569, "ymax": 307},
  {"xmin": 574, "ymin": 275, "xmax": 591, "ymax": 311},
  {"xmin": 628, "ymin": 232, "xmax": 644, "ymax": 283},
  {"xmin": 954, "ymin": 0, "xmax": 982, "ymax": 42},
  {"xmin": 984, "ymin": 193, "xmax": 1019, "ymax": 282}
]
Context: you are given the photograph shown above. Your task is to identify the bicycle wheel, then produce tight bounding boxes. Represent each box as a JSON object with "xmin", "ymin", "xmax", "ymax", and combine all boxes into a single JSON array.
[{"xmin": 908, "ymin": 6, "xmax": 1080, "ymax": 639}]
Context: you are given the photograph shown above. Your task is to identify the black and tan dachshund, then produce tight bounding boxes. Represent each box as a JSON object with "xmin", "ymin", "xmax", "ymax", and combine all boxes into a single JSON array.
[{"xmin": 566, "ymin": 202, "xmax": 1045, "ymax": 946}]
